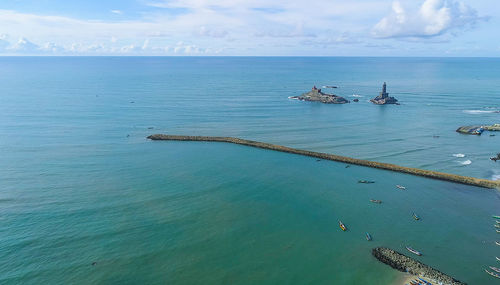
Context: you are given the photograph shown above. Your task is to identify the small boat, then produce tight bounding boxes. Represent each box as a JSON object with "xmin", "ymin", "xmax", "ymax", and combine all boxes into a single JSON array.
[
  {"xmin": 496, "ymin": 241, "xmax": 500, "ymax": 246},
  {"xmin": 497, "ymin": 256, "xmax": 500, "ymax": 262},
  {"xmin": 490, "ymin": 266, "xmax": 500, "ymax": 273},
  {"xmin": 485, "ymin": 269, "xmax": 500, "ymax": 279},
  {"xmin": 366, "ymin": 232, "xmax": 372, "ymax": 241},
  {"xmin": 497, "ymin": 229, "xmax": 500, "ymax": 233},
  {"xmin": 396, "ymin": 184, "xmax": 406, "ymax": 190},
  {"xmin": 493, "ymin": 215, "xmax": 500, "ymax": 220},
  {"xmin": 339, "ymin": 221, "xmax": 347, "ymax": 231},
  {"xmin": 418, "ymin": 277, "xmax": 433, "ymax": 285},
  {"xmin": 413, "ymin": 213, "xmax": 420, "ymax": 220},
  {"xmin": 496, "ymin": 220, "xmax": 500, "ymax": 224},
  {"xmin": 406, "ymin": 246, "xmax": 422, "ymax": 256},
  {"xmin": 370, "ymin": 199, "xmax": 382, "ymax": 204},
  {"xmin": 495, "ymin": 224, "xmax": 500, "ymax": 229},
  {"xmin": 358, "ymin": 180, "xmax": 375, "ymax": 184}
]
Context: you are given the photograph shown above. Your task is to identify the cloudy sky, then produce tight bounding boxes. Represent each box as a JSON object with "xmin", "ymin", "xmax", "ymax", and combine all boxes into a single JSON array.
[{"xmin": 0, "ymin": 0, "xmax": 497, "ymax": 56}]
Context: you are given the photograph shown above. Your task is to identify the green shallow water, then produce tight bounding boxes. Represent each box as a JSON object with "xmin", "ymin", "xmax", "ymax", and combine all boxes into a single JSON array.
[{"xmin": 2, "ymin": 140, "xmax": 498, "ymax": 284}]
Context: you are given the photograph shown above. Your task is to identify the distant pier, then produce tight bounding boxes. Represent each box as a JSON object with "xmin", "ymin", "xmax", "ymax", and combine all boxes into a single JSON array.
[{"xmin": 147, "ymin": 134, "xmax": 500, "ymax": 189}]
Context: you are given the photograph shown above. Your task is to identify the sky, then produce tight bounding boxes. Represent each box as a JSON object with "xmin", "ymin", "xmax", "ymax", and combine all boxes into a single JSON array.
[{"xmin": 0, "ymin": 0, "xmax": 498, "ymax": 56}]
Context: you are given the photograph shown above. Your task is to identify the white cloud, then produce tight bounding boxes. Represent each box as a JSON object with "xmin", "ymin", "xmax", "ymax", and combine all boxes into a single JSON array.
[
  {"xmin": 111, "ymin": 10, "xmax": 123, "ymax": 15},
  {"xmin": 196, "ymin": 26, "xmax": 228, "ymax": 38},
  {"xmin": 10, "ymin": 37, "xmax": 39, "ymax": 52},
  {"xmin": 40, "ymin": 42, "xmax": 65, "ymax": 53},
  {"xmin": 372, "ymin": 0, "xmax": 482, "ymax": 38}
]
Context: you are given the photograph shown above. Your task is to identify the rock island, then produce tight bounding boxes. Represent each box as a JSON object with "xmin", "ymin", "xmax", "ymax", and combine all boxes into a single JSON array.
[
  {"xmin": 370, "ymin": 82, "xmax": 399, "ymax": 105},
  {"xmin": 290, "ymin": 86, "xmax": 349, "ymax": 104}
]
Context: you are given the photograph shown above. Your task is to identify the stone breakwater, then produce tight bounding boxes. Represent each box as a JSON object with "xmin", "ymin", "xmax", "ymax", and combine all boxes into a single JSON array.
[
  {"xmin": 147, "ymin": 134, "xmax": 500, "ymax": 189},
  {"xmin": 372, "ymin": 247, "xmax": 466, "ymax": 285}
]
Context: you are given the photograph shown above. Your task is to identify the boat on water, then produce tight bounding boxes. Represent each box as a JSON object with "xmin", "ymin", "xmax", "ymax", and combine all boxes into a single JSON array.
[
  {"xmin": 358, "ymin": 180, "xmax": 375, "ymax": 184},
  {"xmin": 496, "ymin": 241, "xmax": 500, "ymax": 246},
  {"xmin": 406, "ymin": 246, "xmax": 422, "ymax": 256},
  {"xmin": 497, "ymin": 256, "xmax": 500, "ymax": 262},
  {"xmin": 396, "ymin": 184, "xmax": 406, "ymax": 190},
  {"xmin": 418, "ymin": 277, "xmax": 433, "ymax": 285},
  {"xmin": 485, "ymin": 269, "xmax": 500, "ymax": 279},
  {"xmin": 413, "ymin": 213, "xmax": 420, "ymax": 220},
  {"xmin": 366, "ymin": 232, "xmax": 372, "ymax": 241},
  {"xmin": 339, "ymin": 221, "xmax": 347, "ymax": 231},
  {"xmin": 493, "ymin": 215, "xmax": 500, "ymax": 220},
  {"xmin": 495, "ymin": 224, "xmax": 500, "ymax": 229},
  {"xmin": 490, "ymin": 266, "xmax": 500, "ymax": 273},
  {"xmin": 497, "ymin": 229, "xmax": 500, "ymax": 233},
  {"xmin": 496, "ymin": 220, "xmax": 500, "ymax": 224},
  {"xmin": 370, "ymin": 199, "xmax": 382, "ymax": 204}
]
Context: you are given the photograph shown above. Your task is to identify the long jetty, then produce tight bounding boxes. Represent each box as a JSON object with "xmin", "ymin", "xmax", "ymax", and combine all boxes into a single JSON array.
[{"xmin": 147, "ymin": 134, "xmax": 500, "ymax": 189}]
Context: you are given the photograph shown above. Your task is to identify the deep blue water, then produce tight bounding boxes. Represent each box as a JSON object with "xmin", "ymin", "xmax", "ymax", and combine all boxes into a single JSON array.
[{"xmin": 0, "ymin": 57, "xmax": 499, "ymax": 284}]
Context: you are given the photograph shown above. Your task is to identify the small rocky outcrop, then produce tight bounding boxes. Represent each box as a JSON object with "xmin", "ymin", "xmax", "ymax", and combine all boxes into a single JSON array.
[
  {"xmin": 370, "ymin": 82, "xmax": 399, "ymax": 105},
  {"xmin": 456, "ymin": 125, "xmax": 484, "ymax": 135},
  {"xmin": 484, "ymin": 124, "xmax": 500, "ymax": 131},
  {"xmin": 372, "ymin": 247, "xmax": 466, "ymax": 285},
  {"xmin": 290, "ymin": 86, "xmax": 349, "ymax": 104}
]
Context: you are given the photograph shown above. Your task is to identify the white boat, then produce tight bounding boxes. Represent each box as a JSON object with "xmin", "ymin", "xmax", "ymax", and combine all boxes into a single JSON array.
[
  {"xmin": 485, "ymin": 269, "xmax": 500, "ymax": 279},
  {"xmin": 406, "ymin": 246, "xmax": 422, "ymax": 256},
  {"xmin": 496, "ymin": 241, "xmax": 500, "ymax": 246},
  {"xmin": 497, "ymin": 256, "xmax": 500, "ymax": 262},
  {"xmin": 490, "ymin": 266, "xmax": 500, "ymax": 273},
  {"xmin": 396, "ymin": 185, "xmax": 406, "ymax": 190}
]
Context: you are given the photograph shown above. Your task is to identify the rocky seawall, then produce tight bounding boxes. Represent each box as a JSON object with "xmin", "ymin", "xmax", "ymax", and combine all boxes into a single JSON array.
[
  {"xmin": 372, "ymin": 247, "xmax": 466, "ymax": 285},
  {"xmin": 147, "ymin": 134, "xmax": 500, "ymax": 189}
]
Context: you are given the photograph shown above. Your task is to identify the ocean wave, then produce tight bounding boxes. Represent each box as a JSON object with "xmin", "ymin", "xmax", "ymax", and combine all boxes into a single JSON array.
[
  {"xmin": 463, "ymin": 110, "xmax": 499, "ymax": 114},
  {"xmin": 351, "ymin": 94, "xmax": 363, "ymax": 97},
  {"xmin": 453, "ymin": 153, "xmax": 465, "ymax": 158},
  {"xmin": 459, "ymin": 160, "xmax": 472, "ymax": 165}
]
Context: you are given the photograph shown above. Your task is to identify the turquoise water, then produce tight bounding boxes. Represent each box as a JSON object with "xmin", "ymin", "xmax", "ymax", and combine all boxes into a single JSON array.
[{"xmin": 0, "ymin": 57, "xmax": 499, "ymax": 284}]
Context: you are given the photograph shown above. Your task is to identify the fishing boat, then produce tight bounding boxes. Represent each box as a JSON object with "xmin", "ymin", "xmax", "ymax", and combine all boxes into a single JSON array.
[
  {"xmin": 495, "ymin": 224, "xmax": 500, "ymax": 229},
  {"xmin": 418, "ymin": 277, "xmax": 433, "ymax": 285},
  {"xmin": 496, "ymin": 220, "xmax": 500, "ymax": 224},
  {"xmin": 396, "ymin": 184, "xmax": 406, "ymax": 190},
  {"xmin": 358, "ymin": 180, "xmax": 375, "ymax": 184},
  {"xmin": 490, "ymin": 266, "xmax": 500, "ymax": 273},
  {"xmin": 493, "ymin": 215, "xmax": 500, "ymax": 220},
  {"xmin": 406, "ymin": 246, "xmax": 422, "ymax": 256},
  {"xmin": 339, "ymin": 221, "xmax": 347, "ymax": 231},
  {"xmin": 413, "ymin": 213, "xmax": 420, "ymax": 220},
  {"xmin": 496, "ymin": 241, "xmax": 500, "ymax": 246},
  {"xmin": 485, "ymin": 269, "xmax": 500, "ymax": 279},
  {"xmin": 497, "ymin": 256, "xmax": 500, "ymax": 262},
  {"xmin": 370, "ymin": 199, "xmax": 382, "ymax": 204},
  {"xmin": 497, "ymin": 229, "xmax": 500, "ymax": 233},
  {"xmin": 366, "ymin": 232, "xmax": 372, "ymax": 241}
]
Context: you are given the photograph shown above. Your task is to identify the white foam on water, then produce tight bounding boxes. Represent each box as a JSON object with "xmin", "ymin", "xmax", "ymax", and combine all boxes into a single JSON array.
[
  {"xmin": 463, "ymin": 110, "xmax": 499, "ymax": 114},
  {"xmin": 351, "ymin": 94, "xmax": 363, "ymax": 97},
  {"xmin": 459, "ymin": 160, "xmax": 472, "ymax": 165},
  {"xmin": 453, "ymin": 153, "xmax": 465, "ymax": 158}
]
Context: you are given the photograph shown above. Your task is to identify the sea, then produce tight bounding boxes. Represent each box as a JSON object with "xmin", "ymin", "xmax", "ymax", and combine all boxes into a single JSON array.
[{"xmin": 0, "ymin": 57, "xmax": 499, "ymax": 284}]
